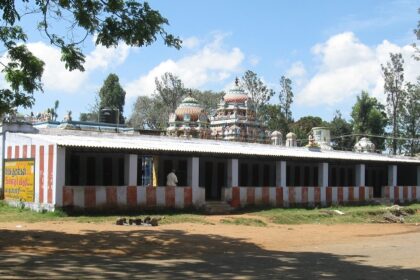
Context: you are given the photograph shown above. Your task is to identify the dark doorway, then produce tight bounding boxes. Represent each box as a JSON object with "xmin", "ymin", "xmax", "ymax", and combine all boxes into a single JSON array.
[
  {"xmin": 205, "ymin": 162, "xmax": 214, "ymax": 200},
  {"xmin": 178, "ymin": 160, "xmax": 188, "ymax": 186},
  {"xmin": 216, "ymin": 162, "xmax": 225, "ymax": 199}
]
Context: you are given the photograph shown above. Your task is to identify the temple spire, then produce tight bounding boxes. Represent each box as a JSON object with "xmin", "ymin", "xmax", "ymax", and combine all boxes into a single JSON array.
[{"xmin": 235, "ymin": 77, "xmax": 239, "ymax": 86}]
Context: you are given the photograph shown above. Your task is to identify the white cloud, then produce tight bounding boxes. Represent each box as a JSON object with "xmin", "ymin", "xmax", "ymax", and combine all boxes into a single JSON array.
[
  {"xmin": 25, "ymin": 38, "xmax": 131, "ymax": 93},
  {"xmin": 296, "ymin": 32, "xmax": 420, "ymax": 106},
  {"xmin": 182, "ymin": 36, "xmax": 201, "ymax": 49},
  {"xmin": 286, "ymin": 61, "xmax": 306, "ymax": 78},
  {"xmin": 125, "ymin": 34, "xmax": 244, "ymax": 98}
]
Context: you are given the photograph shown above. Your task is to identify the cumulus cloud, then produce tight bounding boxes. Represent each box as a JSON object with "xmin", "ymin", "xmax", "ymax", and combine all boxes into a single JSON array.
[
  {"xmin": 125, "ymin": 34, "xmax": 244, "ymax": 98},
  {"xmin": 24, "ymin": 38, "xmax": 130, "ymax": 93},
  {"xmin": 286, "ymin": 61, "xmax": 306, "ymax": 78},
  {"xmin": 182, "ymin": 36, "xmax": 201, "ymax": 49},
  {"xmin": 296, "ymin": 32, "xmax": 420, "ymax": 106}
]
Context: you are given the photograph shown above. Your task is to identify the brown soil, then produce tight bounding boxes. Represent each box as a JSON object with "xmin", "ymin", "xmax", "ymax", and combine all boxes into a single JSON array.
[{"xmin": 0, "ymin": 216, "xmax": 419, "ymax": 279}]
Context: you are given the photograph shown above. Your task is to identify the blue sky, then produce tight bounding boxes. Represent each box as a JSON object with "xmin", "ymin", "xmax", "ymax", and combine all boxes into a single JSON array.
[{"xmin": 10, "ymin": 0, "xmax": 420, "ymax": 122}]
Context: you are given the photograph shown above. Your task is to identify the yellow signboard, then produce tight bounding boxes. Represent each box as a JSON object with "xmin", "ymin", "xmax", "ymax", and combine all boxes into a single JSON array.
[{"xmin": 4, "ymin": 159, "xmax": 35, "ymax": 202}]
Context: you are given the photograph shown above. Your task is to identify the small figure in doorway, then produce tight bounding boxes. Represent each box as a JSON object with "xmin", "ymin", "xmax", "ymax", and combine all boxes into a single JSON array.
[{"xmin": 166, "ymin": 169, "xmax": 178, "ymax": 187}]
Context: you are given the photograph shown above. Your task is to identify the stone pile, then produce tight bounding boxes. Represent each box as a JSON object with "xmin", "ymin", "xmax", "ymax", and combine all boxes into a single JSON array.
[{"xmin": 115, "ymin": 216, "xmax": 161, "ymax": 226}]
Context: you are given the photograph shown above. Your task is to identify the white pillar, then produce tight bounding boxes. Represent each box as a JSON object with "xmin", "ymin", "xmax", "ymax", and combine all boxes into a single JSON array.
[
  {"xmin": 276, "ymin": 161, "xmax": 286, "ymax": 187},
  {"xmin": 318, "ymin": 162, "xmax": 328, "ymax": 187},
  {"xmin": 189, "ymin": 157, "xmax": 200, "ymax": 205},
  {"xmin": 55, "ymin": 146, "xmax": 66, "ymax": 206},
  {"xmin": 227, "ymin": 159, "xmax": 238, "ymax": 187},
  {"xmin": 355, "ymin": 164, "xmax": 365, "ymax": 186},
  {"xmin": 417, "ymin": 166, "xmax": 420, "ymax": 186},
  {"xmin": 124, "ymin": 154, "xmax": 138, "ymax": 186},
  {"xmin": 388, "ymin": 165, "xmax": 397, "ymax": 186}
]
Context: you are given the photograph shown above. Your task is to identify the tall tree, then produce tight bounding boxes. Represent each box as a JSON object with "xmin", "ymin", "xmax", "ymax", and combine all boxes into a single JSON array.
[
  {"xmin": 48, "ymin": 100, "xmax": 59, "ymax": 121},
  {"xmin": 241, "ymin": 70, "xmax": 274, "ymax": 119},
  {"xmin": 128, "ymin": 96, "xmax": 168, "ymax": 130},
  {"xmin": 328, "ymin": 111, "xmax": 354, "ymax": 151},
  {"xmin": 190, "ymin": 89, "xmax": 224, "ymax": 114},
  {"xmin": 351, "ymin": 91, "xmax": 388, "ymax": 151},
  {"xmin": 99, "ymin": 74, "xmax": 126, "ymax": 124},
  {"xmin": 414, "ymin": 7, "xmax": 420, "ymax": 60},
  {"xmin": 278, "ymin": 75, "xmax": 294, "ymax": 123},
  {"xmin": 259, "ymin": 104, "xmax": 286, "ymax": 132},
  {"xmin": 0, "ymin": 1, "xmax": 181, "ymax": 117},
  {"xmin": 155, "ymin": 72, "xmax": 187, "ymax": 113},
  {"xmin": 381, "ymin": 53, "xmax": 406, "ymax": 155},
  {"xmin": 401, "ymin": 80, "xmax": 420, "ymax": 156}
]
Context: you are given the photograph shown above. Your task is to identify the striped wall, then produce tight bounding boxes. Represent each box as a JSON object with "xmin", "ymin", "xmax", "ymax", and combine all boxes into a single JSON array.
[
  {"xmin": 5, "ymin": 143, "xmax": 56, "ymax": 208},
  {"xmin": 62, "ymin": 186, "xmax": 193, "ymax": 209},
  {"xmin": 382, "ymin": 186, "xmax": 420, "ymax": 203},
  {"xmin": 224, "ymin": 186, "xmax": 373, "ymax": 208}
]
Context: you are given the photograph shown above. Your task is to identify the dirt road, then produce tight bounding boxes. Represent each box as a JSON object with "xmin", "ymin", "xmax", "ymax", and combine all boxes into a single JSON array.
[{"xmin": 0, "ymin": 218, "xmax": 419, "ymax": 279}]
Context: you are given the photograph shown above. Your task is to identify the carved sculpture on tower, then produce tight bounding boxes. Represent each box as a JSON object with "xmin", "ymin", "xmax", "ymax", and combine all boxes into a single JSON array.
[
  {"xmin": 166, "ymin": 94, "xmax": 211, "ymax": 139},
  {"xmin": 210, "ymin": 78, "xmax": 269, "ymax": 143}
]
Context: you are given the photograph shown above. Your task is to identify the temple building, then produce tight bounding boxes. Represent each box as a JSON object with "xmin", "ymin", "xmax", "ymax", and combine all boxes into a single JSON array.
[
  {"xmin": 209, "ymin": 78, "xmax": 269, "ymax": 143},
  {"xmin": 166, "ymin": 95, "xmax": 211, "ymax": 139}
]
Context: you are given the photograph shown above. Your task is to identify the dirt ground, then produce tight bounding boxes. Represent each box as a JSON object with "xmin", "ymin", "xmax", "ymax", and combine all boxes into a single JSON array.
[{"xmin": 0, "ymin": 215, "xmax": 419, "ymax": 279}]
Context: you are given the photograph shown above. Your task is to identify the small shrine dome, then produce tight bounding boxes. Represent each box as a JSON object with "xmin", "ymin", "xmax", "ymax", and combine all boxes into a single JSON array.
[
  {"xmin": 223, "ymin": 77, "xmax": 248, "ymax": 103},
  {"xmin": 271, "ymin": 130, "xmax": 282, "ymax": 137},
  {"xmin": 286, "ymin": 132, "xmax": 297, "ymax": 139},
  {"xmin": 354, "ymin": 137, "xmax": 375, "ymax": 153},
  {"xmin": 175, "ymin": 96, "xmax": 205, "ymax": 121}
]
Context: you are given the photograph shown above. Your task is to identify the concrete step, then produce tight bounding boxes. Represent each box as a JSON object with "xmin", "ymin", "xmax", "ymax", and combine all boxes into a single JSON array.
[{"xmin": 204, "ymin": 201, "xmax": 233, "ymax": 214}]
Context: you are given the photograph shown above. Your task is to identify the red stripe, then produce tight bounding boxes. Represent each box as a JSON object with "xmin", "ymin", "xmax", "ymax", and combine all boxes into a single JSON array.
[
  {"xmin": 326, "ymin": 187, "xmax": 332, "ymax": 205},
  {"xmin": 412, "ymin": 187, "xmax": 417, "ymax": 202},
  {"xmin": 348, "ymin": 187, "xmax": 354, "ymax": 202},
  {"xmin": 384, "ymin": 186, "xmax": 390, "ymax": 199},
  {"xmin": 394, "ymin": 187, "xmax": 399, "ymax": 202},
  {"xmin": 247, "ymin": 188, "xmax": 255, "ymax": 205},
  {"xmin": 127, "ymin": 186, "xmax": 137, "ymax": 208},
  {"xmin": 85, "ymin": 187, "xmax": 96, "ymax": 208},
  {"xmin": 276, "ymin": 187, "xmax": 283, "ymax": 207},
  {"xmin": 262, "ymin": 187, "xmax": 269, "ymax": 205},
  {"xmin": 14, "ymin": 146, "xmax": 19, "ymax": 158},
  {"xmin": 314, "ymin": 187, "xmax": 321, "ymax": 204},
  {"xmin": 337, "ymin": 187, "xmax": 343, "ymax": 203},
  {"xmin": 31, "ymin": 145, "xmax": 36, "ymax": 158},
  {"xmin": 47, "ymin": 145, "xmax": 54, "ymax": 203},
  {"xmin": 62, "ymin": 187, "xmax": 73, "ymax": 206},
  {"xmin": 106, "ymin": 187, "xmax": 117, "ymax": 206},
  {"xmin": 184, "ymin": 187, "xmax": 192, "ymax": 208},
  {"xmin": 359, "ymin": 187, "xmax": 365, "ymax": 202},
  {"xmin": 22, "ymin": 145, "xmax": 27, "ymax": 158},
  {"xmin": 288, "ymin": 188, "xmax": 296, "ymax": 204},
  {"xmin": 231, "ymin": 187, "xmax": 240, "ymax": 208},
  {"xmin": 7, "ymin": 146, "xmax": 12, "ymax": 159},
  {"xmin": 146, "ymin": 187, "xmax": 156, "ymax": 207},
  {"xmin": 39, "ymin": 145, "xmax": 44, "ymax": 203},
  {"xmin": 403, "ymin": 187, "xmax": 408, "ymax": 201},
  {"xmin": 301, "ymin": 187, "xmax": 308, "ymax": 206},
  {"xmin": 165, "ymin": 187, "xmax": 175, "ymax": 208}
]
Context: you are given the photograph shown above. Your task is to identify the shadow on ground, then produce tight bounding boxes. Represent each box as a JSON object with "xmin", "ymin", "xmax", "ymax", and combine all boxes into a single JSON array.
[{"xmin": 0, "ymin": 228, "xmax": 418, "ymax": 279}]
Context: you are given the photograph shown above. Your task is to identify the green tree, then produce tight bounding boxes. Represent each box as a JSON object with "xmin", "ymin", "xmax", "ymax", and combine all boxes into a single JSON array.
[
  {"xmin": 279, "ymin": 75, "xmax": 294, "ymax": 123},
  {"xmin": 351, "ymin": 91, "xmax": 388, "ymax": 151},
  {"xmin": 98, "ymin": 73, "xmax": 126, "ymax": 123},
  {"xmin": 47, "ymin": 100, "xmax": 59, "ymax": 121},
  {"xmin": 259, "ymin": 104, "xmax": 287, "ymax": 134},
  {"xmin": 401, "ymin": 80, "xmax": 420, "ymax": 156},
  {"xmin": 328, "ymin": 111, "xmax": 354, "ymax": 151},
  {"xmin": 290, "ymin": 116, "xmax": 325, "ymax": 146},
  {"xmin": 414, "ymin": 7, "xmax": 420, "ymax": 60},
  {"xmin": 128, "ymin": 96, "xmax": 167, "ymax": 129},
  {"xmin": 241, "ymin": 70, "xmax": 274, "ymax": 119},
  {"xmin": 0, "ymin": 1, "xmax": 181, "ymax": 116},
  {"xmin": 191, "ymin": 89, "xmax": 224, "ymax": 114},
  {"xmin": 155, "ymin": 72, "xmax": 187, "ymax": 113},
  {"xmin": 381, "ymin": 53, "xmax": 406, "ymax": 154}
]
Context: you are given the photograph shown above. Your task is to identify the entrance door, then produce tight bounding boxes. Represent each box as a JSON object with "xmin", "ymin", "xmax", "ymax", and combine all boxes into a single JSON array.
[{"xmin": 205, "ymin": 162, "xmax": 213, "ymax": 200}]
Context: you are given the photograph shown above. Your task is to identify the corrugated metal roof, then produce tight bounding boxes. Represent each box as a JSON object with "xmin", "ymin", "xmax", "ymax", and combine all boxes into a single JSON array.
[{"xmin": 15, "ymin": 132, "xmax": 420, "ymax": 164}]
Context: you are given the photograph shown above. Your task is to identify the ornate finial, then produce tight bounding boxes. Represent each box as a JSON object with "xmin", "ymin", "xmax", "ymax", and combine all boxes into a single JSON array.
[
  {"xmin": 235, "ymin": 77, "xmax": 239, "ymax": 86},
  {"xmin": 188, "ymin": 89, "xmax": 193, "ymax": 97}
]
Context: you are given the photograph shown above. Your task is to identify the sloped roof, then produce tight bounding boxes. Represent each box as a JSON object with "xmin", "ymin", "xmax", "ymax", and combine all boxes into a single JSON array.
[{"xmin": 13, "ymin": 131, "xmax": 420, "ymax": 164}]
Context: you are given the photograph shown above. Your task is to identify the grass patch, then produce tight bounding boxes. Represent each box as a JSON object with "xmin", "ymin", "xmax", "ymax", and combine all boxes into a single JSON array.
[
  {"xmin": 0, "ymin": 201, "xmax": 67, "ymax": 223},
  {"xmin": 250, "ymin": 204, "xmax": 420, "ymax": 225},
  {"xmin": 220, "ymin": 217, "xmax": 267, "ymax": 227}
]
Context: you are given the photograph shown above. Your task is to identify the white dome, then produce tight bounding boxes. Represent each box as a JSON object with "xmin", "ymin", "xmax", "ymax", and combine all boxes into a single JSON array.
[{"xmin": 354, "ymin": 137, "xmax": 375, "ymax": 153}]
